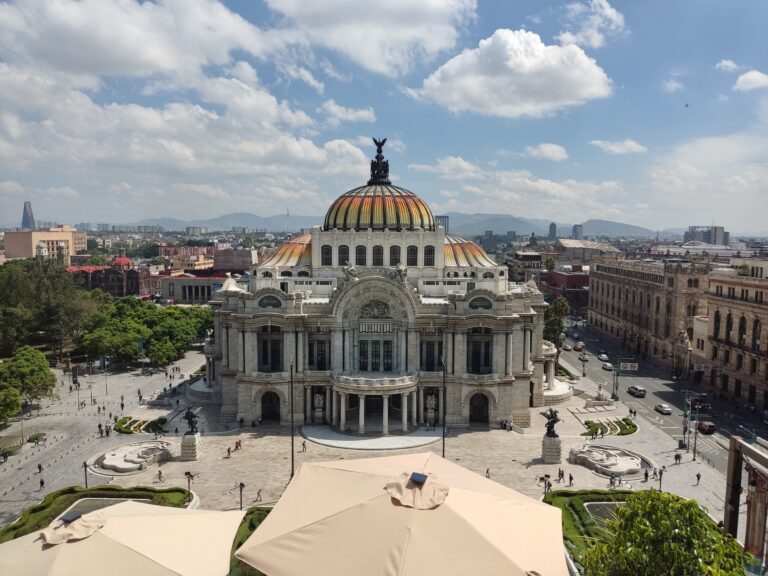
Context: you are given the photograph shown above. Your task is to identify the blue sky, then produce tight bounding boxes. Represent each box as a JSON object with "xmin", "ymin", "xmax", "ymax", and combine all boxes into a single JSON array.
[{"xmin": 0, "ymin": 0, "xmax": 766, "ymax": 232}]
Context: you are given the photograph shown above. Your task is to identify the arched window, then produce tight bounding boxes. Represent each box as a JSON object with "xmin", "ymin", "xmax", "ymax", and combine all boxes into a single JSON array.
[
  {"xmin": 258, "ymin": 325, "xmax": 283, "ymax": 373},
  {"xmin": 258, "ymin": 296, "xmax": 282, "ymax": 308},
  {"xmin": 469, "ymin": 297, "xmax": 492, "ymax": 309},
  {"xmin": 482, "ymin": 272, "xmax": 494, "ymax": 279},
  {"xmin": 355, "ymin": 245, "xmax": 366, "ymax": 266},
  {"xmin": 499, "ymin": 271, "xmax": 504, "ymax": 277},
  {"xmin": 407, "ymin": 245, "xmax": 418, "ymax": 266},
  {"xmin": 298, "ymin": 271, "xmax": 310, "ymax": 277},
  {"xmin": 280, "ymin": 271, "xmax": 292, "ymax": 277},
  {"xmin": 424, "ymin": 245, "xmax": 435, "ymax": 266},
  {"xmin": 725, "ymin": 313, "xmax": 733, "ymax": 342},
  {"xmin": 373, "ymin": 245, "xmax": 384, "ymax": 266},
  {"xmin": 753, "ymin": 319, "xmax": 762, "ymax": 351},
  {"xmin": 389, "ymin": 245, "xmax": 401, "ymax": 266},
  {"xmin": 338, "ymin": 245, "xmax": 349, "ymax": 266},
  {"xmin": 321, "ymin": 245, "xmax": 332, "ymax": 266},
  {"xmin": 738, "ymin": 316, "xmax": 747, "ymax": 347},
  {"xmin": 262, "ymin": 271, "xmax": 273, "ymax": 278},
  {"xmin": 713, "ymin": 311, "xmax": 721, "ymax": 339},
  {"xmin": 467, "ymin": 327, "xmax": 492, "ymax": 374}
]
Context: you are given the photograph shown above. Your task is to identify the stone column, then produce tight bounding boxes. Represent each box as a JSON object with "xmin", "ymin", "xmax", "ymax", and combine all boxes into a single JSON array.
[
  {"xmin": 358, "ymin": 395, "xmax": 366, "ymax": 434},
  {"xmin": 419, "ymin": 388, "xmax": 425, "ymax": 424},
  {"xmin": 492, "ymin": 332, "xmax": 504, "ymax": 375},
  {"xmin": 411, "ymin": 390, "xmax": 417, "ymax": 426},
  {"xmin": 455, "ymin": 332, "xmax": 467, "ymax": 375},
  {"xmin": 325, "ymin": 387, "xmax": 331, "ymax": 423},
  {"xmin": 547, "ymin": 360, "xmax": 556, "ymax": 390},
  {"xmin": 522, "ymin": 326, "xmax": 530, "ymax": 371},
  {"xmin": 205, "ymin": 357, "xmax": 211, "ymax": 387},
  {"xmin": 332, "ymin": 390, "xmax": 339, "ymax": 425},
  {"xmin": 296, "ymin": 329, "xmax": 304, "ymax": 374},
  {"xmin": 745, "ymin": 464, "xmax": 768, "ymax": 558},
  {"xmin": 438, "ymin": 386, "xmax": 445, "ymax": 424},
  {"xmin": 505, "ymin": 332, "xmax": 513, "ymax": 376},
  {"xmin": 239, "ymin": 329, "xmax": 245, "ymax": 373},
  {"xmin": 401, "ymin": 392, "xmax": 408, "ymax": 432},
  {"xmin": 340, "ymin": 393, "xmax": 346, "ymax": 430},
  {"xmin": 399, "ymin": 329, "xmax": 407, "ymax": 372},
  {"xmin": 382, "ymin": 395, "xmax": 389, "ymax": 435},
  {"xmin": 304, "ymin": 386, "xmax": 311, "ymax": 423},
  {"xmin": 332, "ymin": 329, "xmax": 342, "ymax": 372},
  {"xmin": 444, "ymin": 331, "xmax": 453, "ymax": 374},
  {"xmin": 407, "ymin": 330, "xmax": 420, "ymax": 374}
]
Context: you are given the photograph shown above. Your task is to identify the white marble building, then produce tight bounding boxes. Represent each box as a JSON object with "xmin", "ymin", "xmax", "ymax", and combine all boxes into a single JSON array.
[{"xmin": 206, "ymin": 140, "xmax": 565, "ymax": 432}]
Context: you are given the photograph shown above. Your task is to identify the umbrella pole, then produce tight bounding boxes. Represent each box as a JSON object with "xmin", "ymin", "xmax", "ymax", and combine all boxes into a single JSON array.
[
  {"xmin": 441, "ymin": 356, "xmax": 447, "ymax": 458},
  {"xmin": 290, "ymin": 363, "xmax": 295, "ymax": 480}
]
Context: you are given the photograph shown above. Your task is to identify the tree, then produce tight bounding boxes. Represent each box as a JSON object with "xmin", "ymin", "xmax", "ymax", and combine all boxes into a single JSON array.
[
  {"xmin": 543, "ymin": 295, "xmax": 570, "ymax": 351},
  {"xmin": 148, "ymin": 337, "xmax": 177, "ymax": 366},
  {"xmin": 0, "ymin": 346, "xmax": 57, "ymax": 402},
  {"xmin": 0, "ymin": 386, "xmax": 22, "ymax": 425},
  {"xmin": 582, "ymin": 490, "xmax": 748, "ymax": 576},
  {"xmin": 544, "ymin": 257, "xmax": 557, "ymax": 272}
]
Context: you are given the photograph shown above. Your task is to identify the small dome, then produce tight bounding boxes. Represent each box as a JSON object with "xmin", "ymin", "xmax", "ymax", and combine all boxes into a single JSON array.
[{"xmin": 323, "ymin": 138, "xmax": 435, "ymax": 232}]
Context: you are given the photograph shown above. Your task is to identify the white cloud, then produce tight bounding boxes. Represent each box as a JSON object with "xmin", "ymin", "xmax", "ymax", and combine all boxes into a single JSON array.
[
  {"xmin": 281, "ymin": 64, "xmax": 325, "ymax": 94},
  {"xmin": 265, "ymin": 0, "xmax": 476, "ymax": 77},
  {"xmin": 734, "ymin": 70, "xmax": 768, "ymax": 92},
  {"xmin": 416, "ymin": 29, "xmax": 611, "ymax": 119},
  {"xmin": 409, "ymin": 156, "xmax": 484, "ymax": 180},
  {"xmin": 320, "ymin": 100, "xmax": 376, "ymax": 127},
  {"xmin": 525, "ymin": 143, "xmax": 569, "ymax": 161},
  {"xmin": 715, "ymin": 59, "xmax": 740, "ymax": 72},
  {"xmin": 0, "ymin": 181, "xmax": 25, "ymax": 198},
  {"xmin": 557, "ymin": 0, "xmax": 625, "ymax": 49},
  {"xmin": 662, "ymin": 78, "xmax": 683, "ymax": 93},
  {"xmin": 590, "ymin": 139, "xmax": 647, "ymax": 155},
  {"xmin": 351, "ymin": 136, "xmax": 406, "ymax": 152}
]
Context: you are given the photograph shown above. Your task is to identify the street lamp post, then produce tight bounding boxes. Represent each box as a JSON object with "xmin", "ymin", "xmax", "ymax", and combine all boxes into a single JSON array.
[
  {"xmin": 693, "ymin": 405, "xmax": 700, "ymax": 461},
  {"xmin": 658, "ymin": 469, "xmax": 663, "ymax": 491},
  {"xmin": 238, "ymin": 482, "xmax": 245, "ymax": 510},
  {"xmin": 104, "ymin": 356, "xmax": 109, "ymax": 397},
  {"xmin": 290, "ymin": 362, "xmax": 295, "ymax": 480},
  {"xmin": 185, "ymin": 471, "xmax": 193, "ymax": 502},
  {"xmin": 83, "ymin": 461, "xmax": 89, "ymax": 489},
  {"xmin": 440, "ymin": 356, "xmax": 447, "ymax": 458}
]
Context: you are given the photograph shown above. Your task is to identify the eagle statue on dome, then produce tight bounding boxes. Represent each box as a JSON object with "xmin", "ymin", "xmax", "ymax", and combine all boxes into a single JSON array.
[{"xmin": 368, "ymin": 137, "xmax": 391, "ymax": 185}]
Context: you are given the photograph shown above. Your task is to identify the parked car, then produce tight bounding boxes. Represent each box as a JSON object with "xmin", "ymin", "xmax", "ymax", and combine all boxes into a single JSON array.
[
  {"xmin": 572, "ymin": 332, "xmax": 580, "ymax": 340},
  {"xmin": 602, "ymin": 362, "xmax": 614, "ymax": 371},
  {"xmin": 628, "ymin": 385, "xmax": 646, "ymax": 398},
  {"xmin": 578, "ymin": 353, "xmax": 590, "ymax": 362},
  {"xmin": 562, "ymin": 343, "xmax": 573, "ymax": 351},
  {"xmin": 597, "ymin": 353, "xmax": 610, "ymax": 362},
  {"xmin": 655, "ymin": 403, "xmax": 673, "ymax": 415},
  {"xmin": 697, "ymin": 421, "xmax": 716, "ymax": 434},
  {"xmin": 573, "ymin": 343, "xmax": 583, "ymax": 352}
]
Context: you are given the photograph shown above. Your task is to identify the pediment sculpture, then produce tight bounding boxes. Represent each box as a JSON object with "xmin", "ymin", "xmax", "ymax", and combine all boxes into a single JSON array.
[{"xmin": 360, "ymin": 300, "xmax": 391, "ymax": 319}]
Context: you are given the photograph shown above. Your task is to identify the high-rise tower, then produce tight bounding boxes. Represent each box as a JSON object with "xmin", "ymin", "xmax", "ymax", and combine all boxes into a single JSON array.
[{"xmin": 21, "ymin": 201, "xmax": 36, "ymax": 230}]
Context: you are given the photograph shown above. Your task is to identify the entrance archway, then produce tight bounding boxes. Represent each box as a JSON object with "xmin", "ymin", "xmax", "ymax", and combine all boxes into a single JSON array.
[
  {"xmin": 469, "ymin": 393, "xmax": 490, "ymax": 425},
  {"xmin": 261, "ymin": 391, "xmax": 280, "ymax": 422}
]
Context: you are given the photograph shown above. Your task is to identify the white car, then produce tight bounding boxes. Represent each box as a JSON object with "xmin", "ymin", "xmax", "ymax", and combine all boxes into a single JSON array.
[
  {"xmin": 597, "ymin": 353, "xmax": 610, "ymax": 362},
  {"xmin": 578, "ymin": 353, "xmax": 589, "ymax": 362},
  {"xmin": 602, "ymin": 362, "xmax": 614, "ymax": 371},
  {"xmin": 562, "ymin": 343, "xmax": 573, "ymax": 351},
  {"xmin": 655, "ymin": 403, "xmax": 673, "ymax": 415}
]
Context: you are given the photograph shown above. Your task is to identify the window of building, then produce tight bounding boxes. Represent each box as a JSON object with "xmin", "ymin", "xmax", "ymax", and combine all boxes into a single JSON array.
[
  {"xmin": 724, "ymin": 350, "xmax": 731, "ymax": 365},
  {"xmin": 737, "ymin": 354, "xmax": 743, "ymax": 370},
  {"xmin": 280, "ymin": 271, "xmax": 292, "ymax": 277},
  {"xmin": 308, "ymin": 336, "xmax": 330, "ymax": 370},
  {"xmin": 749, "ymin": 384, "xmax": 756, "ymax": 405},
  {"xmin": 258, "ymin": 296, "xmax": 281, "ymax": 308},
  {"xmin": 424, "ymin": 245, "xmax": 435, "ymax": 267},
  {"xmin": 668, "ymin": 277, "xmax": 674, "ymax": 287},
  {"xmin": 389, "ymin": 245, "xmax": 401, "ymax": 266},
  {"xmin": 168, "ymin": 283, "xmax": 175, "ymax": 297},
  {"xmin": 469, "ymin": 297, "xmax": 492, "ymax": 310},
  {"xmin": 321, "ymin": 245, "xmax": 332, "ymax": 266},
  {"xmin": 407, "ymin": 245, "xmax": 418, "ymax": 266},
  {"xmin": 751, "ymin": 358, "xmax": 758, "ymax": 375},
  {"xmin": 467, "ymin": 327, "xmax": 493, "ymax": 374},
  {"xmin": 262, "ymin": 271, "xmax": 273, "ymax": 278},
  {"xmin": 298, "ymin": 271, "xmax": 310, "ymax": 277},
  {"xmin": 373, "ymin": 245, "xmax": 384, "ymax": 266},
  {"xmin": 420, "ymin": 339, "xmax": 443, "ymax": 372},
  {"xmin": 258, "ymin": 326, "xmax": 283, "ymax": 373},
  {"xmin": 713, "ymin": 310, "xmax": 721, "ymax": 339},
  {"xmin": 753, "ymin": 319, "xmax": 762, "ymax": 351},
  {"xmin": 482, "ymin": 272, "xmax": 494, "ymax": 279},
  {"xmin": 738, "ymin": 316, "xmax": 747, "ymax": 347},
  {"xmin": 735, "ymin": 379, "xmax": 742, "ymax": 398},
  {"xmin": 338, "ymin": 245, "xmax": 349, "ymax": 266},
  {"xmin": 355, "ymin": 245, "xmax": 366, "ymax": 266},
  {"xmin": 725, "ymin": 313, "xmax": 733, "ymax": 342}
]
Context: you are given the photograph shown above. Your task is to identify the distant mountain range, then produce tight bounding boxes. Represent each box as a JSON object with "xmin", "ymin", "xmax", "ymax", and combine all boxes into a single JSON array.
[{"xmin": 137, "ymin": 212, "xmax": 659, "ymax": 238}]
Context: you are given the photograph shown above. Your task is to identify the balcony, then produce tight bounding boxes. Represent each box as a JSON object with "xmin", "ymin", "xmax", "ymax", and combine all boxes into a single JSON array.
[{"xmin": 332, "ymin": 372, "xmax": 418, "ymax": 394}]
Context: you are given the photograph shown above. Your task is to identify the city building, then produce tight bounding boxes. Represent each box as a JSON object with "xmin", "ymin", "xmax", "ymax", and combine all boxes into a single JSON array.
[
  {"xmin": 21, "ymin": 201, "xmax": 36, "ymax": 230},
  {"xmin": 541, "ymin": 266, "xmax": 590, "ymax": 317},
  {"xmin": 684, "ymin": 225, "xmax": 729, "ymax": 247},
  {"xmin": 161, "ymin": 273, "xmax": 234, "ymax": 304},
  {"xmin": 707, "ymin": 259, "xmax": 767, "ymax": 410},
  {"xmin": 548, "ymin": 222, "xmax": 557, "ymax": 240},
  {"xmin": 4, "ymin": 225, "xmax": 87, "ymax": 265},
  {"xmin": 555, "ymin": 239, "xmax": 620, "ymax": 264},
  {"xmin": 589, "ymin": 258, "xmax": 710, "ymax": 375},
  {"xmin": 571, "ymin": 224, "xmax": 583, "ymax": 240},
  {"xmin": 435, "ymin": 215, "xmax": 449, "ymax": 234},
  {"xmin": 650, "ymin": 241, "xmax": 740, "ymax": 260},
  {"xmin": 213, "ymin": 249, "xmax": 259, "ymax": 274},
  {"xmin": 206, "ymin": 141, "xmax": 564, "ymax": 432},
  {"xmin": 186, "ymin": 226, "xmax": 209, "ymax": 236}
]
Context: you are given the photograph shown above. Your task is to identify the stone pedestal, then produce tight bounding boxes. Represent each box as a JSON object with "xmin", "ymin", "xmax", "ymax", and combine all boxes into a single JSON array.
[
  {"xmin": 181, "ymin": 432, "xmax": 202, "ymax": 461},
  {"xmin": 314, "ymin": 407, "xmax": 325, "ymax": 423},
  {"xmin": 542, "ymin": 435, "xmax": 562, "ymax": 464}
]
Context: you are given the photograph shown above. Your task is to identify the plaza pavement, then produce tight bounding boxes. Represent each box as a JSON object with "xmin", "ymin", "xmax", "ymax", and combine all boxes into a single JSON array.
[{"xmin": 1, "ymin": 350, "xmax": 747, "ymax": 537}]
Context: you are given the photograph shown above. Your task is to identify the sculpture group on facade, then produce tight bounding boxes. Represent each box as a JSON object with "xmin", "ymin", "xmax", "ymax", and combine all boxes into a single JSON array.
[{"xmin": 544, "ymin": 408, "xmax": 560, "ymax": 438}]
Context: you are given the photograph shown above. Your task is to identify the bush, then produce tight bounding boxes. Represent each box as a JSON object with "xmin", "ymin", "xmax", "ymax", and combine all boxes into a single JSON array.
[
  {"xmin": 114, "ymin": 416, "xmax": 133, "ymax": 434},
  {"xmin": 230, "ymin": 507, "xmax": 271, "ymax": 576},
  {"xmin": 144, "ymin": 417, "xmax": 168, "ymax": 434},
  {"xmin": 618, "ymin": 417, "xmax": 637, "ymax": 436},
  {"xmin": 581, "ymin": 420, "xmax": 608, "ymax": 437},
  {"xmin": 26, "ymin": 432, "xmax": 46, "ymax": 444}
]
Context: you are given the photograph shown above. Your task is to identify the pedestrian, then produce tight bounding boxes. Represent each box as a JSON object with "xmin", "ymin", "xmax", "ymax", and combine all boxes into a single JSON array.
[
  {"xmin": 255, "ymin": 488, "xmax": 262, "ymax": 502},
  {"xmin": 97, "ymin": 406, "xmax": 100, "ymax": 414},
  {"xmin": 557, "ymin": 468, "xmax": 563, "ymax": 482},
  {"xmin": 38, "ymin": 463, "xmax": 43, "ymax": 474},
  {"xmin": 644, "ymin": 469, "xmax": 649, "ymax": 482},
  {"xmin": 696, "ymin": 472, "xmax": 701, "ymax": 485},
  {"xmin": 600, "ymin": 428, "xmax": 604, "ymax": 439},
  {"xmin": 227, "ymin": 447, "xmax": 231, "ymax": 458},
  {"xmin": 69, "ymin": 385, "xmax": 72, "ymax": 393},
  {"xmin": 302, "ymin": 440, "xmax": 306, "ymax": 452},
  {"xmin": 39, "ymin": 478, "xmax": 45, "ymax": 491},
  {"xmin": 652, "ymin": 468, "xmax": 657, "ymax": 479},
  {"xmin": 239, "ymin": 417, "xmax": 245, "ymax": 429},
  {"xmin": 485, "ymin": 468, "xmax": 490, "ymax": 479},
  {"xmin": 609, "ymin": 473, "xmax": 615, "ymax": 488},
  {"xmin": 121, "ymin": 394, "xmax": 124, "ymax": 403},
  {"xmin": 568, "ymin": 473, "xmax": 574, "ymax": 487},
  {"xmin": 120, "ymin": 402, "xmax": 124, "ymax": 412}
]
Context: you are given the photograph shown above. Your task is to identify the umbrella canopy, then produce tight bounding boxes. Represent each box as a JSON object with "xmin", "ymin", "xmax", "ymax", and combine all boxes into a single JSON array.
[
  {"xmin": 0, "ymin": 500, "xmax": 245, "ymax": 576},
  {"xmin": 236, "ymin": 452, "xmax": 567, "ymax": 576}
]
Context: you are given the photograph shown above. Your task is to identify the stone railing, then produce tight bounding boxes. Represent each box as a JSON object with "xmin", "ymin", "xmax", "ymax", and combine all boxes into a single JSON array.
[
  {"xmin": 332, "ymin": 372, "xmax": 418, "ymax": 392},
  {"xmin": 462, "ymin": 373, "xmax": 501, "ymax": 384}
]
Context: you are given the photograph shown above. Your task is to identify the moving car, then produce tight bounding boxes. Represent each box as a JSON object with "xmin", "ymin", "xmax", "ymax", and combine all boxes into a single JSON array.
[
  {"xmin": 602, "ymin": 362, "xmax": 614, "ymax": 371},
  {"xmin": 655, "ymin": 403, "xmax": 673, "ymax": 415},
  {"xmin": 573, "ymin": 343, "xmax": 583, "ymax": 352},
  {"xmin": 578, "ymin": 353, "xmax": 590, "ymax": 362},
  {"xmin": 562, "ymin": 343, "xmax": 573, "ymax": 351},
  {"xmin": 597, "ymin": 353, "xmax": 610, "ymax": 362},
  {"xmin": 627, "ymin": 385, "xmax": 646, "ymax": 398},
  {"xmin": 697, "ymin": 421, "xmax": 716, "ymax": 434}
]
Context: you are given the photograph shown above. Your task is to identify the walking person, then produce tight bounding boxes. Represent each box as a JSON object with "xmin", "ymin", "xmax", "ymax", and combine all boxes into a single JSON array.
[
  {"xmin": 302, "ymin": 440, "xmax": 306, "ymax": 452},
  {"xmin": 39, "ymin": 478, "xmax": 45, "ymax": 491},
  {"xmin": 38, "ymin": 463, "xmax": 43, "ymax": 474},
  {"xmin": 644, "ymin": 469, "xmax": 649, "ymax": 482},
  {"xmin": 227, "ymin": 447, "xmax": 232, "ymax": 458},
  {"xmin": 568, "ymin": 473, "xmax": 574, "ymax": 487},
  {"xmin": 485, "ymin": 468, "xmax": 490, "ymax": 479},
  {"xmin": 696, "ymin": 472, "xmax": 701, "ymax": 485},
  {"xmin": 255, "ymin": 489, "xmax": 262, "ymax": 502}
]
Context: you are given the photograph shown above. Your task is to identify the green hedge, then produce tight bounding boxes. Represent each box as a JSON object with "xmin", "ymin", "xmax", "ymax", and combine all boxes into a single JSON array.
[
  {"xmin": 0, "ymin": 485, "xmax": 188, "ymax": 543},
  {"xmin": 229, "ymin": 507, "xmax": 271, "ymax": 576},
  {"xmin": 114, "ymin": 416, "xmax": 133, "ymax": 434},
  {"xmin": 144, "ymin": 417, "xmax": 168, "ymax": 434},
  {"xmin": 618, "ymin": 417, "xmax": 637, "ymax": 436}
]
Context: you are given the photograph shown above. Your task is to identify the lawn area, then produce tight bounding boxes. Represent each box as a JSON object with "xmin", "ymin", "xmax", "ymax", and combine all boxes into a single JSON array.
[
  {"xmin": 544, "ymin": 489, "xmax": 633, "ymax": 565},
  {"xmin": 229, "ymin": 507, "xmax": 271, "ymax": 576},
  {"xmin": 0, "ymin": 485, "xmax": 189, "ymax": 543}
]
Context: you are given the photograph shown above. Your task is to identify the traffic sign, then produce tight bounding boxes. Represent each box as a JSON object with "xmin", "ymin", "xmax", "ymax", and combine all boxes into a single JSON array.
[{"xmin": 620, "ymin": 362, "xmax": 639, "ymax": 371}]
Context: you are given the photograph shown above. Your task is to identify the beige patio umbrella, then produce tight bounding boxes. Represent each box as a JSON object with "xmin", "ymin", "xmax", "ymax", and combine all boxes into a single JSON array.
[
  {"xmin": 236, "ymin": 452, "xmax": 567, "ymax": 576},
  {"xmin": 0, "ymin": 500, "xmax": 244, "ymax": 576}
]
